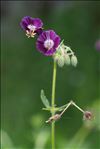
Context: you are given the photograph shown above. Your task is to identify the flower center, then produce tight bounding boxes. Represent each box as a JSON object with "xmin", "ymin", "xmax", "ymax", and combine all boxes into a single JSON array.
[
  {"xmin": 26, "ymin": 25, "xmax": 36, "ymax": 38},
  {"xmin": 44, "ymin": 39, "xmax": 54, "ymax": 50},
  {"xmin": 27, "ymin": 24, "xmax": 36, "ymax": 31}
]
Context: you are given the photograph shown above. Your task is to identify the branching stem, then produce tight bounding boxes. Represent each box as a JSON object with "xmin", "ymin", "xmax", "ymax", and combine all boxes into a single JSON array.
[{"xmin": 60, "ymin": 100, "xmax": 84, "ymax": 117}]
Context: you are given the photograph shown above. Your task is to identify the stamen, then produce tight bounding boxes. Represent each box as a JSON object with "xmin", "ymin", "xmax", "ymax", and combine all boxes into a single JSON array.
[
  {"xmin": 27, "ymin": 24, "xmax": 36, "ymax": 31},
  {"xmin": 25, "ymin": 24, "xmax": 36, "ymax": 38},
  {"xmin": 26, "ymin": 30, "xmax": 36, "ymax": 38},
  {"xmin": 44, "ymin": 39, "xmax": 54, "ymax": 50}
]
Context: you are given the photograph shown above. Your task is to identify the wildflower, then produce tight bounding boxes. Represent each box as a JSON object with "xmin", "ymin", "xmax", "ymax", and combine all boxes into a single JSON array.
[
  {"xmin": 36, "ymin": 30, "xmax": 61, "ymax": 56},
  {"xmin": 95, "ymin": 39, "xmax": 100, "ymax": 51},
  {"xmin": 83, "ymin": 111, "xmax": 92, "ymax": 120},
  {"xmin": 20, "ymin": 16, "xmax": 43, "ymax": 38}
]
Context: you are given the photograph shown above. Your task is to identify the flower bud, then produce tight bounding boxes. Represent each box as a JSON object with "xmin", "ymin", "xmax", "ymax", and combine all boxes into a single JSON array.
[
  {"xmin": 57, "ymin": 56, "xmax": 65, "ymax": 67},
  {"xmin": 64, "ymin": 54, "xmax": 70, "ymax": 65},
  {"xmin": 66, "ymin": 46, "xmax": 71, "ymax": 52},
  {"xmin": 71, "ymin": 55, "xmax": 78, "ymax": 67},
  {"xmin": 62, "ymin": 45, "xmax": 71, "ymax": 52}
]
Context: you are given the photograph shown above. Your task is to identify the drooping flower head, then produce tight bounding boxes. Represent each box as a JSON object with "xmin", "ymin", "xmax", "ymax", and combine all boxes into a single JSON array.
[
  {"xmin": 83, "ymin": 111, "xmax": 92, "ymax": 120},
  {"xmin": 20, "ymin": 16, "xmax": 43, "ymax": 38},
  {"xmin": 36, "ymin": 30, "xmax": 61, "ymax": 56}
]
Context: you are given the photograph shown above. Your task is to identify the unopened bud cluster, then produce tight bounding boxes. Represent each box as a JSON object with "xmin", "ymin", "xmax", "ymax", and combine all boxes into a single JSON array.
[{"xmin": 53, "ymin": 41, "xmax": 78, "ymax": 67}]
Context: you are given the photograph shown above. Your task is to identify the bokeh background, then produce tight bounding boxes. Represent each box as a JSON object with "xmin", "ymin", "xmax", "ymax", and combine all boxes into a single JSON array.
[{"xmin": 1, "ymin": 1, "xmax": 100, "ymax": 149}]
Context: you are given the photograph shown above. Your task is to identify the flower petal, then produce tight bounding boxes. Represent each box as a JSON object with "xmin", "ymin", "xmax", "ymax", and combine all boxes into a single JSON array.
[
  {"xmin": 36, "ymin": 42, "xmax": 46, "ymax": 53},
  {"xmin": 54, "ymin": 36, "xmax": 61, "ymax": 49},
  {"xmin": 32, "ymin": 18, "xmax": 43, "ymax": 28},
  {"xmin": 50, "ymin": 30, "xmax": 57, "ymax": 40},
  {"xmin": 45, "ymin": 48, "xmax": 56, "ymax": 56}
]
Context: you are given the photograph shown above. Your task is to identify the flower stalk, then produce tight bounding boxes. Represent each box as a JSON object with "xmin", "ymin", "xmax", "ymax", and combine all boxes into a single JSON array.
[{"xmin": 51, "ymin": 60, "xmax": 57, "ymax": 149}]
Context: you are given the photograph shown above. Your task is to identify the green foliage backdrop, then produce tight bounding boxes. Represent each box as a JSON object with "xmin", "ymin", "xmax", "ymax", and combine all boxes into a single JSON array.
[{"xmin": 1, "ymin": 1, "xmax": 100, "ymax": 149}]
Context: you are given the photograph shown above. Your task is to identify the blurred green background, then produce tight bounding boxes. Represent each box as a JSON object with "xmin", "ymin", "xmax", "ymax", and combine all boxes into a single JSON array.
[{"xmin": 1, "ymin": 1, "xmax": 100, "ymax": 149}]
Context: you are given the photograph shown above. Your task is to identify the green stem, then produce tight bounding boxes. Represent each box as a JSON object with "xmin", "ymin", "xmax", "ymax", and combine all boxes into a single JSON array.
[{"xmin": 51, "ymin": 60, "xmax": 57, "ymax": 149}]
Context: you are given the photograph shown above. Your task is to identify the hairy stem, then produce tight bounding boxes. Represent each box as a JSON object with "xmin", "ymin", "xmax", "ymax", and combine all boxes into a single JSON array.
[{"xmin": 51, "ymin": 60, "xmax": 57, "ymax": 149}]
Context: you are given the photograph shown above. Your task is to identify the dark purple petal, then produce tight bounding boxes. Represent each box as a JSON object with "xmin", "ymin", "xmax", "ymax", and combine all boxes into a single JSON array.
[
  {"xmin": 41, "ymin": 31, "xmax": 47, "ymax": 40},
  {"xmin": 32, "ymin": 18, "xmax": 43, "ymax": 28},
  {"xmin": 53, "ymin": 36, "xmax": 61, "ymax": 49},
  {"xmin": 36, "ymin": 42, "xmax": 46, "ymax": 53},
  {"xmin": 37, "ymin": 33, "xmax": 46, "ymax": 42},
  {"xmin": 35, "ymin": 28, "xmax": 43, "ymax": 35},
  {"xmin": 42, "ymin": 31, "xmax": 50, "ymax": 39},
  {"xmin": 24, "ymin": 16, "xmax": 33, "ymax": 24},
  {"xmin": 45, "ymin": 48, "xmax": 56, "ymax": 56},
  {"xmin": 20, "ymin": 20, "xmax": 28, "ymax": 30},
  {"xmin": 50, "ymin": 30, "xmax": 57, "ymax": 40}
]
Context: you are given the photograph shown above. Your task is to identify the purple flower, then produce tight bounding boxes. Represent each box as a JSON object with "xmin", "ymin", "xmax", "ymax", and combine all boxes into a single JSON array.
[
  {"xmin": 20, "ymin": 16, "xmax": 43, "ymax": 38},
  {"xmin": 36, "ymin": 30, "xmax": 61, "ymax": 56},
  {"xmin": 95, "ymin": 39, "xmax": 100, "ymax": 51}
]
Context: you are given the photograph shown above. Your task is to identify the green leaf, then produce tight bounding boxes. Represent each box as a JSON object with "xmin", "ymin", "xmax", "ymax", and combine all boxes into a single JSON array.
[{"xmin": 40, "ymin": 90, "xmax": 50, "ymax": 108}]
